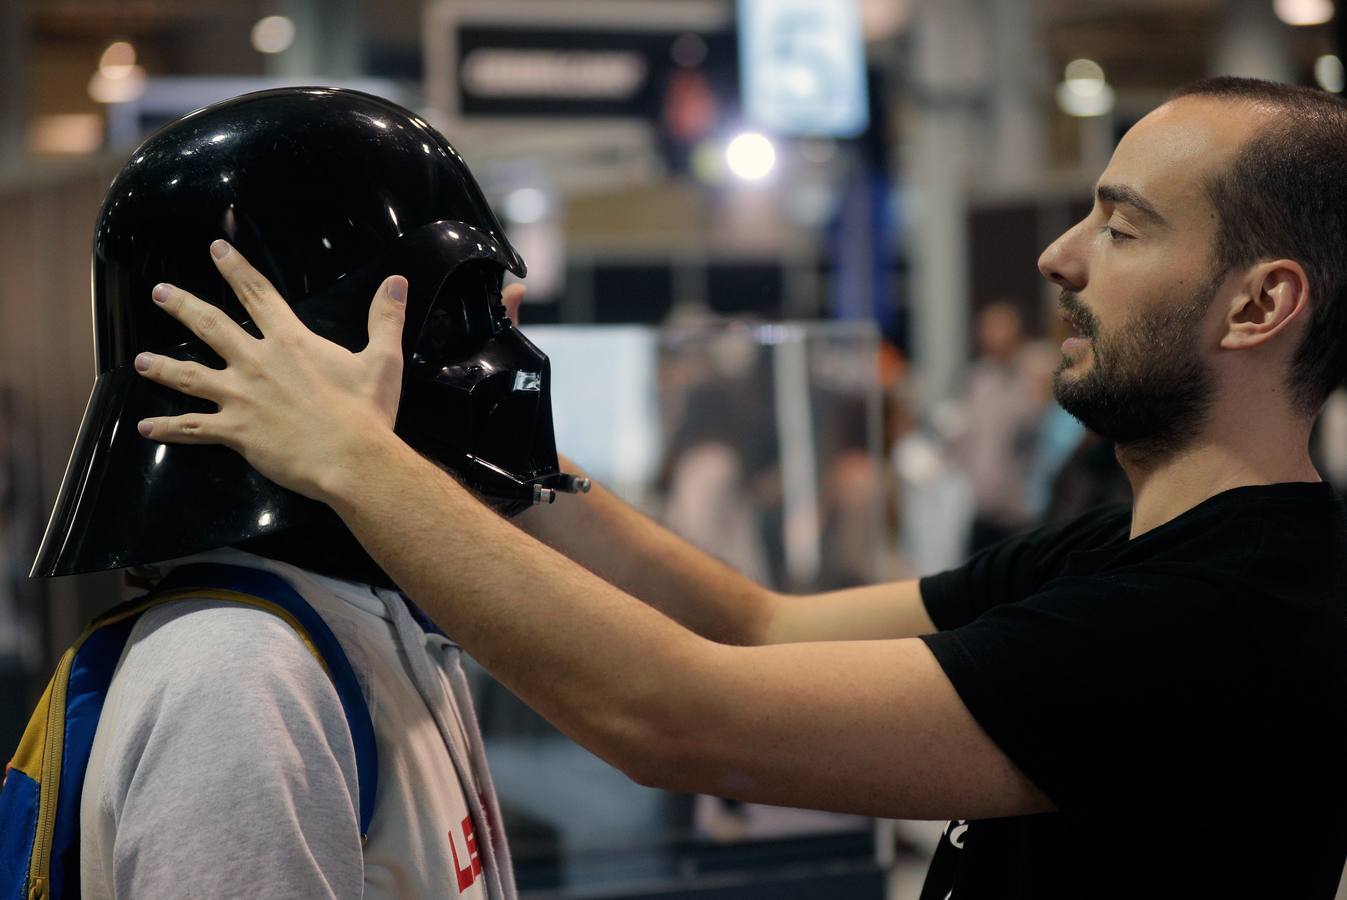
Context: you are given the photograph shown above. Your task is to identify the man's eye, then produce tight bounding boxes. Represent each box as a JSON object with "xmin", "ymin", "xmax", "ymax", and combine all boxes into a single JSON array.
[{"xmin": 1099, "ymin": 224, "xmax": 1135, "ymax": 242}]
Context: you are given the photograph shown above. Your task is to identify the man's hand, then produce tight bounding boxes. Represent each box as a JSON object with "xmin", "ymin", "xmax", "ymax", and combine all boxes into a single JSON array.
[
  {"xmin": 501, "ymin": 280, "xmax": 525, "ymax": 326},
  {"xmin": 134, "ymin": 239, "xmax": 408, "ymax": 501}
]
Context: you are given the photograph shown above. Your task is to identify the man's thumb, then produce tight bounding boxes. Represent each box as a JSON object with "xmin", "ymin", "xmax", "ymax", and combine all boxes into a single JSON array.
[{"xmin": 367, "ymin": 275, "xmax": 409, "ymax": 355}]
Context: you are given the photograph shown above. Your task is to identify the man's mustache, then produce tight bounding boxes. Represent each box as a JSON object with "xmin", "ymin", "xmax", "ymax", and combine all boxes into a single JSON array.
[{"xmin": 1059, "ymin": 291, "xmax": 1098, "ymax": 338}]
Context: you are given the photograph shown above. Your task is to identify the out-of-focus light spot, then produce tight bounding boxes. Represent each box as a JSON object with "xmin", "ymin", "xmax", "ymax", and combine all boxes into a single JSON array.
[
  {"xmin": 1274, "ymin": 0, "xmax": 1334, "ymax": 25},
  {"xmin": 504, "ymin": 187, "xmax": 549, "ymax": 224},
  {"xmin": 671, "ymin": 33, "xmax": 708, "ymax": 68},
  {"xmin": 209, "ymin": 132, "xmax": 229, "ymax": 144},
  {"xmin": 88, "ymin": 68, "xmax": 146, "ymax": 103},
  {"xmin": 154, "ymin": 444, "xmax": 167, "ymax": 466},
  {"xmin": 258, "ymin": 511, "xmax": 274, "ymax": 527},
  {"xmin": 321, "ymin": 237, "xmax": 332, "ymax": 249},
  {"xmin": 1316, "ymin": 54, "xmax": 1345, "ymax": 91},
  {"xmin": 89, "ymin": 40, "xmax": 146, "ymax": 103},
  {"xmin": 726, "ymin": 132, "xmax": 776, "ymax": 181},
  {"xmin": 1056, "ymin": 58, "xmax": 1114, "ymax": 117},
  {"xmin": 99, "ymin": 41, "xmax": 136, "ymax": 75},
  {"xmin": 1064, "ymin": 58, "xmax": 1105, "ymax": 84},
  {"xmin": 29, "ymin": 113, "xmax": 103, "ymax": 154},
  {"xmin": 251, "ymin": 15, "xmax": 296, "ymax": 54}
]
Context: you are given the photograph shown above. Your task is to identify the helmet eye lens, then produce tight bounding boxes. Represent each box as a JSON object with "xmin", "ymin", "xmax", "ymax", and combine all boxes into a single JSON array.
[{"xmin": 411, "ymin": 263, "xmax": 499, "ymax": 368}]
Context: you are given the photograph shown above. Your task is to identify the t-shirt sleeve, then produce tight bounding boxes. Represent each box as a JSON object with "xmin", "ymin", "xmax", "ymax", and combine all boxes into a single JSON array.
[
  {"xmin": 919, "ymin": 571, "xmax": 1254, "ymax": 821},
  {"xmin": 93, "ymin": 600, "xmax": 364, "ymax": 899},
  {"xmin": 919, "ymin": 504, "xmax": 1130, "ymax": 630}
]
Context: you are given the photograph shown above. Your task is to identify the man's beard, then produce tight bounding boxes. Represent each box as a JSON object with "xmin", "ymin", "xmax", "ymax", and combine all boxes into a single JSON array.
[{"xmin": 1052, "ymin": 277, "xmax": 1221, "ymax": 464}]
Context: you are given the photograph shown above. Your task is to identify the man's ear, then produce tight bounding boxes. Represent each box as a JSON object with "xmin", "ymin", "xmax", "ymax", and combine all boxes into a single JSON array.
[{"xmin": 1219, "ymin": 260, "xmax": 1310, "ymax": 351}]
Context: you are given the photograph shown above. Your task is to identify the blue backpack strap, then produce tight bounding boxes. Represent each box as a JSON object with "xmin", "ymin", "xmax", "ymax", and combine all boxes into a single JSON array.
[
  {"xmin": 150, "ymin": 563, "xmax": 379, "ymax": 839},
  {"xmin": 0, "ymin": 563, "xmax": 379, "ymax": 900}
]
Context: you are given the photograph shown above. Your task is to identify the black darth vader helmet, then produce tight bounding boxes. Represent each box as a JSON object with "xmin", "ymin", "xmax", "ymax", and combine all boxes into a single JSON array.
[{"xmin": 32, "ymin": 87, "xmax": 585, "ymax": 580}]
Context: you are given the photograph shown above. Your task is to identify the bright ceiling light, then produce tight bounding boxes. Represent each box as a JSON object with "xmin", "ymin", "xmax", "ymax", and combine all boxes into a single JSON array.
[
  {"xmin": 1317, "ymin": 54, "xmax": 1345, "ymax": 91},
  {"xmin": 1274, "ymin": 0, "xmax": 1334, "ymax": 26},
  {"xmin": 252, "ymin": 15, "xmax": 296, "ymax": 54},
  {"xmin": 89, "ymin": 40, "xmax": 146, "ymax": 104},
  {"xmin": 1057, "ymin": 81, "xmax": 1115, "ymax": 117},
  {"xmin": 726, "ymin": 132, "xmax": 776, "ymax": 181},
  {"xmin": 99, "ymin": 41, "xmax": 136, "ymax": 76},
  {"xmin": 1056, "ymin": 58, "xmax": 1114, "ymax": 117},
  {"xmin": 1064, "ymin": 58, "xmax": 1105, "ymax": 85}
]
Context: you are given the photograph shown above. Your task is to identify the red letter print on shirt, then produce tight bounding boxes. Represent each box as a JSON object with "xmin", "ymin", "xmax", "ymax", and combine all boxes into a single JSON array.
[{"xmin": 449, "ymin": 816, "xmax": 483, "ymax": 892}]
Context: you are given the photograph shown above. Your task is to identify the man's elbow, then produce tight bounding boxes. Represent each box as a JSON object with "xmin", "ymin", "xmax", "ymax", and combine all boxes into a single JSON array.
[
  {"xmin": 596, "ymin": 654, "xmax": 730, "ymax": 794},
  {"xmin": 608, "ymin": 708, "xmax": 717, "ymax": 794}
]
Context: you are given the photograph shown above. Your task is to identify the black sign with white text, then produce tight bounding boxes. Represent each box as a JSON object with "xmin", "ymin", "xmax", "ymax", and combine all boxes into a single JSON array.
[{"xmin": 454, "ymin": 25, "xmax": 737, "ymax": 120}]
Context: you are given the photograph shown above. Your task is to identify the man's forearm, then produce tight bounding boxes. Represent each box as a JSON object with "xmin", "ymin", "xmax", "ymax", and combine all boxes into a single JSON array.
[
  {"xmin": 325, "ymin": 437, "xmax": 712, "ymax": 779},
  {"xmin": 513, "ymin": 457, "xmax": 777, "ymax": 646}
]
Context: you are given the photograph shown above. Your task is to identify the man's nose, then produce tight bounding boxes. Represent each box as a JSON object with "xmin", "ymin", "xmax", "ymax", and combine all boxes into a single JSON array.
[{"xmin": 1038, "ymin": 222, "xmax": 1088, "ymax": 291}]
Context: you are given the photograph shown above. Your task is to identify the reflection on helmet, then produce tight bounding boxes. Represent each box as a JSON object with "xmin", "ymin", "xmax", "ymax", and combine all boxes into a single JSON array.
[{"xmin": 32, "ymin": 87, "xmax": 584, "ymax": 582}]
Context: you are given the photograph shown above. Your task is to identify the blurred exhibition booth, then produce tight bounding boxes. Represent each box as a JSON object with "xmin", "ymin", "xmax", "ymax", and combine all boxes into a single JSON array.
[{"xmin": 5, "ymin": 0, "xmax": 1347, "ymax": 897}]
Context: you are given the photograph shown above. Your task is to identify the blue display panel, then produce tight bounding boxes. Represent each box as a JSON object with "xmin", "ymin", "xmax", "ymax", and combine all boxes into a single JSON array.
[{"xmin": 738, "ymin": 0, "xmax": 869, "ymax": 138}]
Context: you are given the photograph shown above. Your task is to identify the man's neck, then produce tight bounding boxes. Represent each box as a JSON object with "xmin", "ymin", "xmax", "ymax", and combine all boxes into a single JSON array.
[{"xmin": 1120, "ymin": 415, "xmax": 1320, "ymax": 538}]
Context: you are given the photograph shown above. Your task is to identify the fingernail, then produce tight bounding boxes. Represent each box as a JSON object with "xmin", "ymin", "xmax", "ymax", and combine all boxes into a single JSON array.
[
  {"xmin": 211, "ymin": 239, "xmax": 231, "ymax": 260},
  {"xmin": 388, "ymin": 277, "xmax": 407, "ymax": 304},
  {"xmin": 137, "ymin": 420, "xmax": 153, "ymax": 437},
  {"xmin": 152, "ymin": 283, "xmax": 170, "ymax": 303},
  {"xmin": 134, "ymin": 353, "xmax": 152, "ymax": 372}
]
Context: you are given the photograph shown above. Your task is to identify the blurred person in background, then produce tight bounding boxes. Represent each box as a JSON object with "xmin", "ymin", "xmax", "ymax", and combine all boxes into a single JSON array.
[
  {"xmin": 659, "ymin": 358, "xmax": 773, "ymax": 588},
  {"xmin": 137, "ymin": 77, "xmax": 1347, "ymax": 899},
  {"xmin": 957, "ymin": 301, "xmax": 1053, "ymax": 551},
  {"xmin": 816, "ymin": 396, "xmax": 886, "ymax": 590},
  {"xmin": 888, "ymin": 377, "xmax": 975, "ymax": 577}
]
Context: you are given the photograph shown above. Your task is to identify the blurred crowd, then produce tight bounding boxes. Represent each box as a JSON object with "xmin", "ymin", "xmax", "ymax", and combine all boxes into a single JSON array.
[{"xmin": 649, "ymin": 302, "xmax": 1133, "ymax": 599}]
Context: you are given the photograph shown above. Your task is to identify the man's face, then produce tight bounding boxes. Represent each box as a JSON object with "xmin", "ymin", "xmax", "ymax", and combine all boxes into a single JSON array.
[{"xmin": 1037, "ymin": 97, "xmax": 1263, "ymax": 457}]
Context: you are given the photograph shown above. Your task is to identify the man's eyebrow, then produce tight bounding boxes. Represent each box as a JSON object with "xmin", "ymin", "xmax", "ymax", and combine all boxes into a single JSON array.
[{"xmin": 1096, "ymin": 183, "xmax": 1168, "ymax": 227}]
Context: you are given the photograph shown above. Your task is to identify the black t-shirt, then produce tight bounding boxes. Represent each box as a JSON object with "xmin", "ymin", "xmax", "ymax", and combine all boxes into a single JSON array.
[{"xmin": 916, "ymin": 482, "xmax": 1347, "ymax": 900}]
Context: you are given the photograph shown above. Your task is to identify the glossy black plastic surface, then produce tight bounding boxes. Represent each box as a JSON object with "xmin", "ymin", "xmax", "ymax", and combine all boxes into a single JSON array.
[{"xmin": 33, "ymin": 88, "xmax": 568, "ymax": 578}]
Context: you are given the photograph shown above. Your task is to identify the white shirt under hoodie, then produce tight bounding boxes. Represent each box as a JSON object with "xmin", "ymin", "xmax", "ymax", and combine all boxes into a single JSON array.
[{"xmin": 78, "ymin": 548, "xmax": 516, "ymax": 900}]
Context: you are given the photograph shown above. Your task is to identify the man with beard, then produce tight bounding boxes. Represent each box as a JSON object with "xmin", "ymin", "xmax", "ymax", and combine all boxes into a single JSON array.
[{"xmin": 133, "ymin": 76, "xmax": 1347, "ymax": 898}]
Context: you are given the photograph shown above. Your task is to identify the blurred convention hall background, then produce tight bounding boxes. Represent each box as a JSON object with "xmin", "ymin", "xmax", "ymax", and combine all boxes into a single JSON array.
[{"xmin": 4, "ymin": 1, "xmax": 1347, "ymax": 897}]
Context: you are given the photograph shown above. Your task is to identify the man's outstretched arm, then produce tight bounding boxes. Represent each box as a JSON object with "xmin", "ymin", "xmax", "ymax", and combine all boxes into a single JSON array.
[
  {"xmin": 514, "ymin": 462, "xmax": 936, "ymax": 646},
  {"xmin": 132, "ymin": 242, "xmax": 1034, "ymax": 820}
]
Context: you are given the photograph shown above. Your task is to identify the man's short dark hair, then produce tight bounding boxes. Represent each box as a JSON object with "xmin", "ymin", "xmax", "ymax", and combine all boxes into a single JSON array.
[{"xmin": 1170, "ymin": 76, "xmax": 1347, "ymax": 415}]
